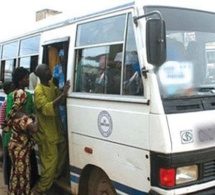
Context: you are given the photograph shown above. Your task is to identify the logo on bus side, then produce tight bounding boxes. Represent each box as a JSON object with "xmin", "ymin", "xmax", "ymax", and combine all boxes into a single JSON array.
[
  {"xmin": 180, "ymin": 130, "xmax": 193, "ymax": 144},
  {"xmin": 97, "ymin": 110, "xmax": 113, "ymax": 137}
]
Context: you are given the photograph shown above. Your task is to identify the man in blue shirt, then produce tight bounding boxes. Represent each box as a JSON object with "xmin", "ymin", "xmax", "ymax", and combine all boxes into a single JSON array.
[{"xmin": 52, "ymin": 49, "xmax": 67, "ymax": 131}]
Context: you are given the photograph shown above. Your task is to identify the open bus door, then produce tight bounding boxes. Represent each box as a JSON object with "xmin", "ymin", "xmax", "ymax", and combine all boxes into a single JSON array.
[{"xmin": 40, "ymin": 36, "xmax": 71, "ymax": 194}]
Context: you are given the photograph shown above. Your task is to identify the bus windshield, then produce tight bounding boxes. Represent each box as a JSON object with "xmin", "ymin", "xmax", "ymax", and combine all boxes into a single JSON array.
[{"xmin": 146, "ymin": 7, "xmax": 215, "ymax": 99}]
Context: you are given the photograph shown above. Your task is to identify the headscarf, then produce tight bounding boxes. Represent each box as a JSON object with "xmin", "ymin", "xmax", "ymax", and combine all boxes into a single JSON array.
[
  {"xmin": 59, "ymin": 49, "xmax": 64, "ymax": 57},
  {"xmin": 4, "ymin": 89, "xmax": 27, "ymax": 131}
]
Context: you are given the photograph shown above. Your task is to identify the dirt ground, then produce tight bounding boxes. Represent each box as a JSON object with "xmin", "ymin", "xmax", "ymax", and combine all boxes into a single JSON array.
[
  {"xmin": 0, "ymin": 162, "xmax": 8, "ymax": 195},
  {"xmin": 0, "ymin": 161, "xmax": 72, "ymax": 195},
  {"xmin": 0, "ymin": 140, "xmax": 71, "ymax": 195},
  {"xmin": 0, "ymin": 134, "xmax": 7, "ymax": 195}
]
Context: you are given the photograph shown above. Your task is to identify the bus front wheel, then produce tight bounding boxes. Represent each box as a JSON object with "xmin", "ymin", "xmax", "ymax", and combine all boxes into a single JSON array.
[{"xmin": 88, "ymin": 168, "xmax": 116, "ymax": 195}]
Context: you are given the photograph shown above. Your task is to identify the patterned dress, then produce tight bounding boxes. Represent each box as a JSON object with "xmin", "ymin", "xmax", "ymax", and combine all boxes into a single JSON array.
[
  {"xmin": 4, "ymin": 90, "xmax": 38, "ymax": 189},
  {"xmin": 8, "ymin": 114, "xmax": 35, "ymax": 195}
]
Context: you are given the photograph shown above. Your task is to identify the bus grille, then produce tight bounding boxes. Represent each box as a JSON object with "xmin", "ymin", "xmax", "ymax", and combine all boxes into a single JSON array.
[{"xmin": 203, "ymin": 160, "xmax": 215, "ymax": 181}]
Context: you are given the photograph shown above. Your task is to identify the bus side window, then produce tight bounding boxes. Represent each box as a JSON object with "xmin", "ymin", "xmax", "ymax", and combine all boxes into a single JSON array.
[
  {"xmin": 123, "ymin": 13, "xmax": 143, "ymax": 96},
  {"xmin": 74, "ymin": 13, "xmax": 143, "ymax": 96},
  {"xmin": 75, "ymin": 45, "xmax": 122, "ymax": 94},
  {"xmin": 75, "ymin": 51, "xmax": 99, "ymax": 93},
  {"xmin": 120, "ymin": 51, "xmax": 143, "ymax": 95}
]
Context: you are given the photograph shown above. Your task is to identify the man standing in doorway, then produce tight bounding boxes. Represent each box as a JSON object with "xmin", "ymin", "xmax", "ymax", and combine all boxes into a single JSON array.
[{"xmin": 32, "ymin": 63, "xmax": 70, "ymax": 194}]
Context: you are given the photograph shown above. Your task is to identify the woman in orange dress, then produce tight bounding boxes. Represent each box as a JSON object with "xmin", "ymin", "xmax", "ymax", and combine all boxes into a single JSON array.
[{"xmin": 4, "ymin": 89, "xmax": 38, "ymax": 195}]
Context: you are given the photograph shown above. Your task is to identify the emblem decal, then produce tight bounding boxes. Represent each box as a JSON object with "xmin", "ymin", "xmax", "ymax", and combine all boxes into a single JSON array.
[
  {"xmin": 97, "ymin": 110, "xmax": 113, "ymax": 137},
  {"xmin": 180, "ymin": 130, "xmax": 193, "ymax": 144}
]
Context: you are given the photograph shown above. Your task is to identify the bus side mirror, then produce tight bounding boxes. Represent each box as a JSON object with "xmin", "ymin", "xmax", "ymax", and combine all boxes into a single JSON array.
[{"xmin": 146, "ymin": 19, "xmax": 166, "ymax": 66}]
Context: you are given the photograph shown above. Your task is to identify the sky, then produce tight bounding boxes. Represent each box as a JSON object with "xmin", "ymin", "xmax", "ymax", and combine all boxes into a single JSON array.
[{"xmin": 0, "ymin": 0, "xmax": 132, "ymax": 41}]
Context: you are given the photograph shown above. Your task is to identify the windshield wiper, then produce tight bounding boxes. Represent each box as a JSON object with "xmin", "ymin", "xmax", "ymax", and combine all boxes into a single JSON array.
[{"xmin": 197, "ymin": 86, "xmax": 215, "ymax": 94}]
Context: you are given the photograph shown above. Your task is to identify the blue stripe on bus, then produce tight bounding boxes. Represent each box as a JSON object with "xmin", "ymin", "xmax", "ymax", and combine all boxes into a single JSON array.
[
  {"xmin": 70, "ymin": 165, "xmax": 82, "ymax": 175},
  {"xmin": 112, "ymin": 180, "xmax": 147, "ymax": 195},
  {"xmin": 71, "ymin": 174, "xmax": 79, "ymax": 183},
  {"xmin": 70, "ymin": 165, "xmax": 146, "ymax": 195}
]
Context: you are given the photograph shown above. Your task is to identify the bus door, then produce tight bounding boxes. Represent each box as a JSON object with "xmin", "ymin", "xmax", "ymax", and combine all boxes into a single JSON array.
[
  {"xmin": 41, "ymin": 36, "xmax": 71, "ymax": 193},
  {"xmin": 42, "ymin": 36, "xmax": 69, "ymax": 74}
]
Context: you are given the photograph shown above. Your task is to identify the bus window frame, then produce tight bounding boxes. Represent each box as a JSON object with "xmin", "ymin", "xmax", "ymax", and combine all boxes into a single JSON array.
[{"xmin": 74, "ymin": 12, "xmax": 144, "ymax": 97}]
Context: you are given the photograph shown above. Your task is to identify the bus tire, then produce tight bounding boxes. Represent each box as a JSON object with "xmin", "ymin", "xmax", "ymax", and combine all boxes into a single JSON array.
[{"xmin": 88, "ymin": 168, "xmax": 116, "ymax": 195}]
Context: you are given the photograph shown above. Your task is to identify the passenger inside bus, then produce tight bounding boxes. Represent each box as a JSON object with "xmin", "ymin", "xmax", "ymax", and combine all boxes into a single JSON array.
[
  {"xmin": 77, "ymin": 53, "xmax": 121, "ymax": 94},
  {"xmin": 94, "ymin": 54, "xmax": 122, "ymax": 94},
  {"xmin": 166, "ymin": 39, "xmax": 186, "ymax": 61},
  {"xmin": 114, "ymin": 51, "xmax": 142, "ymax": 95},
  {"xmin": 186, "ymin": 41, "xmax": 205, "ymax": 86},
  {"xmin": 29, "ymin": 64, "xmax": 38, "ymax": 90},
  {"xmin": 75, "ymin": 49, "xmax": 143, "ymax": 95},
  {"xmin": 52, "ymin": 49, "xmax": 66, "ymax": 90},
  {"xmin": 52, "ymin": 49, "xmax": 67, "ymax": 131},
  {"xmin": 94, "ymin": 55, "xmax": 108, "ymax": 93},
  {"xmin": 159, "ymin": 39, "xmax": 195, "ymax": 97}
]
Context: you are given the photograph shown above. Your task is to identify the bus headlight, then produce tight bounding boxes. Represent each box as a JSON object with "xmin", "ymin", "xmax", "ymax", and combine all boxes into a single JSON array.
[
  {"xmin": 176, "ymin": 165, "xmax": 198, "ymax": 184},
  {"xmin": 159, "ymin": 165, "xmax": 198, "ymax": 187}
]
